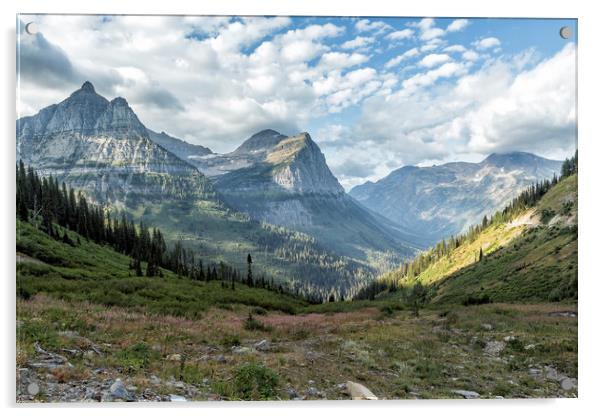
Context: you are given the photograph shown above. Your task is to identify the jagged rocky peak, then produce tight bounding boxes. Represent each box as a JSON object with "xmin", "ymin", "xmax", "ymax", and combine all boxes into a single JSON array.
[
  {"xmin": 95, "ymin": 96, "xmax": 148, "ymax": 137},
  {"xmin": 233, "ymin": 129, "xmax": 287, "ymax": 154},
  {"xmin": 79, "ymin": 80, "xmax": 96, "ymax": 93}
]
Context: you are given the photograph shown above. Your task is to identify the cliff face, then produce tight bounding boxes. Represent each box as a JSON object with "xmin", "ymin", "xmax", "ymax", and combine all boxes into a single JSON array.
[{"xmin": 17, "ymin": 82, "xmax": 213, "ymax": 207}]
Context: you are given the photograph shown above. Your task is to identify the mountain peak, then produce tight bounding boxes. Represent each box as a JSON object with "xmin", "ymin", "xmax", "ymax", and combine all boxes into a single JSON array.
[
  {"xmin": 482, "ymin": 151, "xmax": 558, "ymax": 169},
  {"xmin": 233, "ymin": 129, "xmax": 287, "ymax": 154},
  {"xmin": 110, "ymin": 97, "xmax": 129, "ymax": 107},
  {"xmin": 80, "ymin": 81, "xmax": 95, "ymax": 93}
]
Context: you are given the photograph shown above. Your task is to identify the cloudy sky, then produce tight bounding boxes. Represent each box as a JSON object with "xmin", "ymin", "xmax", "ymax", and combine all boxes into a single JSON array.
[{"xmin": 17, "ymin": 15, "xmax": 577, "ymax": 190}]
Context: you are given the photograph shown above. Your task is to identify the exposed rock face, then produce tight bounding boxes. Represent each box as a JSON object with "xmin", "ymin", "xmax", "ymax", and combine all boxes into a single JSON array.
[
  {"xmin": 17, "ymin": 81, "xmax": 213, "ymax": 207},
  {"xmin": 201, "ymin": 130, "xmax": 420, "ymax": 261},
  {"xmin": 349, "ymin": 152, "xmax": 562, "ymax": 244},
  {"xmin": 147, "ymin": 129, "xmax": 213, "ymax": 164}
]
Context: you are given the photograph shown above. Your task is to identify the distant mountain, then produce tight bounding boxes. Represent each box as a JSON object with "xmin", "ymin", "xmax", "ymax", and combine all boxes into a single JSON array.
[
  {"xmin": 194, "ymin": 130, "xmax": 422, "ymax": 263},
  {"xmin": 16, "ymin": 81, "xmax": 212, "ymax": 206},
  {"xmin": 349, "ymin": 152, "xmax": 562, "ymax": 244},
  {"xmin": 147, "ymin": 129, "xmax": 213, "ymax": 164}
]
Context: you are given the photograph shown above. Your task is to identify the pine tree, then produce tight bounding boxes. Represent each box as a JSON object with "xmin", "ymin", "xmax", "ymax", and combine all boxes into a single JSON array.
[{"xmin": 246, "ymin": 253, "xmax": 253, "ymax": 287}]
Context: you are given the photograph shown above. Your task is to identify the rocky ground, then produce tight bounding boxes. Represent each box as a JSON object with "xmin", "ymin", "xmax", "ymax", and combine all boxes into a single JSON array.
[{"xmin": 16, "ymin": 296, "xmax": 577, "ymax": 402}]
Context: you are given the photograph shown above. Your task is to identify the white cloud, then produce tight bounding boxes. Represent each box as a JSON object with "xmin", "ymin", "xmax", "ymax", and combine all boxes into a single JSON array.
[
  {"xmin": 335, "ymin": 43, "xmax": 576, "ymax": 187},
  {"xmin": 355, "ymin": 19, "xmax": 391, "ymax": 34},
  {"xmin": 386, "ymin": 29, "xmax": 414, "ymax": 41},
  {"xmin": 447, "ymin": 19, "xmax": 469, "ymax": 32},
  {"xmin": 384, "ymin": 47, "xmax": 420, "ymax": 69},
  {"xmin": 462, "ymin": 50, "xmax": 480, "ymax": 61},
  {"xmin": 340, "ymin": 36, "xmax": 374, "ymax": 50},
  {"xmin": 419, "ymin": 53, "xmax": 451, "ymax": 68},
  {"xmin": 318, "ymin": 52, "xmax": 369, "ymax": 70},
  {"xmin": 444, "ymin": 44, "xmax": 467, "ymax": 53},
  {"xmin": 403, "ymin": 61, "xmax": 468, "ymax": 91},
  {"xmin": 474, "ymin": 37, "xmax": 501, "ymax": 50}
]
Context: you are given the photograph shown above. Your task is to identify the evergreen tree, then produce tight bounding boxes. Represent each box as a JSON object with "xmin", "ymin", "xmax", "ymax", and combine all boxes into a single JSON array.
[{"xmin": 246, "ymin": 253, "xmax": 253, "ymax": 287}]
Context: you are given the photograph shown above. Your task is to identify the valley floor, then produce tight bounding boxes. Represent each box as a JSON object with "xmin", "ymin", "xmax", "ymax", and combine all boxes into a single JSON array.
[{"xmin": 17, "ymin": 295, "xmax": 577, "ymax": 402}]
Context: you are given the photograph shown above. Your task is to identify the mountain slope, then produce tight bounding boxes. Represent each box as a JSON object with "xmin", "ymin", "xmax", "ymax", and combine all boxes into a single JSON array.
[
  {"xmin": 377, "ymin": 173, "xmax": 577, "ymax": 304},
  {"xmin": 349, "ymin": 152, "xmax": 562, "ymax": 244},
  {"xmin": 198, "ymin": 130, "xmax": 422, "ymax": 264}
]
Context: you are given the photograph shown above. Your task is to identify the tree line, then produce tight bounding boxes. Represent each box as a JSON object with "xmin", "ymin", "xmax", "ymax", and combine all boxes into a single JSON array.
[
  {"xmin": 16, "ymin": 161, "xmax": 311, "ymax": 301},
  {"xmin": 354, "ymin": 150, "xmax": 578, "ymax": 300}
]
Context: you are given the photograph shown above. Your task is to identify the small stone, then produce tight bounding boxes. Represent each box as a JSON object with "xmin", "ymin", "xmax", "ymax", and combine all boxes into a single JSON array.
[
  {"xmin": 167, "ymin": 353, "xmax": 182, "ymax": 361},
  {"xmin": 529, "ymin": 368, "xmax": 542, "ymax": 376},
  {"xmin": 452, "ymin": 389, "xmax": 480, "ymax": 399},
  {"xmin": 254, "ymin": 339, "xmax": 270, "ymax": 352},
  {"xmin": 524, "ymin": 344, "xmax": 536, "ymax": 351},
  {"xmin": 306, "ymin": 386, "xmax": 324, "ymax": 397},
  {"xmin": 27, "ymin": 382, "xmax": 40, "ymax": 396},
  {"xmin": 109, "ymin": 379, "xmax": 132, "ymax": 401},
  {"xmin": 481, "ymin": 323, "xmax": 493, "ymax": 331},
  {"xmin": 84, "ymin": 350, "xmax": 96, "ymax": 359},
  {"xmin": 494, "ymin": 396, "xmax": 504, "ymax": 399},
  {"xmin": 286, "ymin": 387, "xmax": 300, "ymax": 399},
  {"xmin": 484, "ymin": 341, "xmax": 506, "ymax": 356},
  {"xmin": 169, "ymin": 394, "xmax": 187, "ymax": 402},
  {"xmin": 231, "ymin": 346, "xmax": 253, "ymax": 354},
  {"xmin": 149, "ymin": 375, "xmax": 161, "ymax": 386},
  {"xmin": 560, "ymin": 378, "xmax": 577, "ymax": 390},
  {"xmin": 214, "ymin": 354, "xmax": 227, "ymax": 363},
  {"xmin": 503, "ymin": 336, "xmax": 516, "ymax": 342}
]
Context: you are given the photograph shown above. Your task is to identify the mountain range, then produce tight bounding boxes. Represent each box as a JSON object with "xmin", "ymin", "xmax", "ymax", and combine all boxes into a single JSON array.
[
  {"xmin": 15, "ymin": 82, "xmax": 415, "ymax": 298},
  {"xmin": 16, "ymin": 81, "xmax": 563, "ymax": 297},
  {"xmin": 349, "ymin": 152, "xmax": 562, "ymax": 244}
]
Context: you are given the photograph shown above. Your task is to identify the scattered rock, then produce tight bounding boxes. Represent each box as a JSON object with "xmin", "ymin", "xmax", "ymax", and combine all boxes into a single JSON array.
[
  {"xmin": 286, "ymin": 387, "xmax": 300, "ymax": 399},
  {"xmin": 169, "ymin": 394, "xmax": 187, "ymax": 402},
  {"xmin": 231, "ymin": 346, "xmax": 253, "ymax": 354},
  {"xmin": 346, "ymin": 381, "xmax": 378, "ymax": 400},
  {"xmin": 494, "ymin": 395, "xmax": 504, "ymax": 399},
  {"xmin": 214, "ymin": 354, "xmax": 227, "ymax": 363},
  {"xmin": 529, "ymin": 368, "xmax": 542, "ymax": 376},
  {"xmin": 452, "ymin": 389, "xmax": 480, "ymax": 399},
  {"xmin": 108, "ymin": 379, "xmax": 132, "ymax": 401},
  {"xmin": 254, "ymin": 339, "xmax": 270, "ymax": 352},
  {"xmin": 166, "ymin": 353, "xmax": 182, "ymax": 361},
  {"xmin": 306, "ymin": 386, "xmax": 325, "ymax": 398},
  {"xmin": 548, "ymin": 311, "xmax": 577, "ymax": 318},
  {"xmin": 149, "ymin": 375, "xmax": 161, "ymax": 386},
  {"xmin": 27, "ymin": 382, "xmax": 40, "ymax": 396},
  {"xmin": 484, "ymin": 340, "xmax": 506, "ymax": 356},
  {"xmin": 560, "ymin": 378, "xmax": 577, "ymax": 391},
  {"xmin": 481, "ymin": 323, "xmax": 493, "ymax": 331},
  {"xmin": 524, "ymin": 344, "xmax": 536, "ymax": 351},
  {"xmin": 503, "ymin": 336, "xmax": 516, "ymax": 342},
  {"xmin": 545, "ymin": 366, "xmax": 562, "ymax": 381}
]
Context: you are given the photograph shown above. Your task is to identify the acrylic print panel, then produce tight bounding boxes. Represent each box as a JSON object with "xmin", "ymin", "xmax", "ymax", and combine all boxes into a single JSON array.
[{"xmin": 16, "ymin": 14, "xmax": 577, "ymax": 402}]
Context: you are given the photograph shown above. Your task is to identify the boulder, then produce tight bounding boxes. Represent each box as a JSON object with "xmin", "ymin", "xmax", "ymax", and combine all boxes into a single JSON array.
[
  {"xmin": 452, "ymin": 389, "xmax": 480, "ymax": 399},
  {"xmin": 108, "ymin": 379, "xmax": 132, "ymax": 401},
  {"xmin": 254, "ymin": 339, "xmax": 270, "ymax": 352},
  {"xmin": 346, "ymin": 381, "xmax": 378, "ymax": 400}
]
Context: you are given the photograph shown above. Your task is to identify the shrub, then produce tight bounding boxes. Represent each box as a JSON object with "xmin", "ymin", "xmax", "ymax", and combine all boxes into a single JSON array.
[
  {"xmin": 243, "ymin": 313, "xmax": 271, "ymax": 332},
  {"xmin": 232, "ymin": 363, "xmax": 279, "ymax": 400},
  {"xmin": 462, "ymin": 294, "xmax": 491, "ymax": 306},
  {"xmin": 117, "ymin": 342, "xmax": 154, "ymax": 373}
]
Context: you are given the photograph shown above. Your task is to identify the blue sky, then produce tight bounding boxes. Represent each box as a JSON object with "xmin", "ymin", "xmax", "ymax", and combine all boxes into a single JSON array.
[{"xmin": 17, "ymin": 15, "xmax": 577, "ymax": 189}]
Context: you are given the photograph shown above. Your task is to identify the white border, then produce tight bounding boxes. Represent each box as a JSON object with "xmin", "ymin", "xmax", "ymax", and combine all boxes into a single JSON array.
[{"xmin": 2, "ymin": 1, "xmax": 601, "ymax": 415}]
